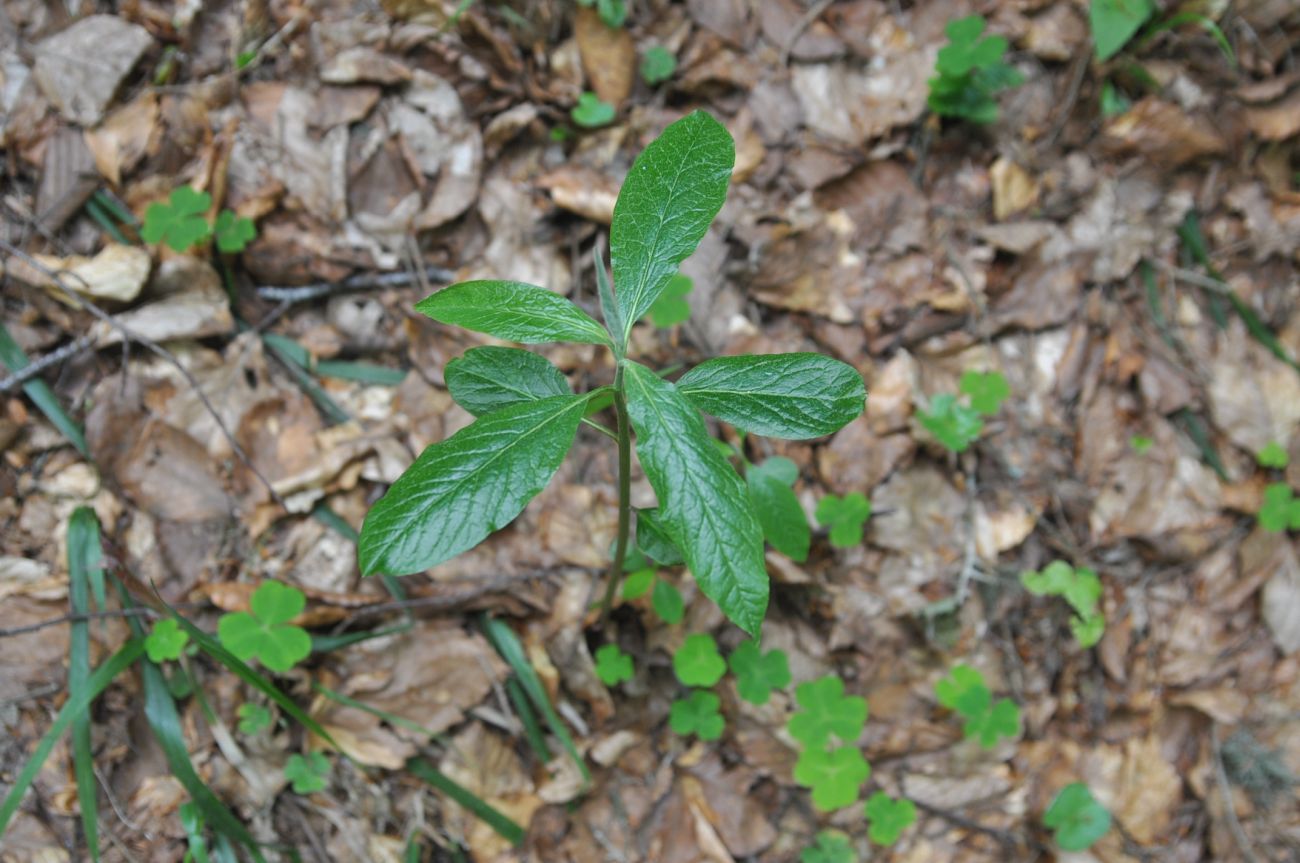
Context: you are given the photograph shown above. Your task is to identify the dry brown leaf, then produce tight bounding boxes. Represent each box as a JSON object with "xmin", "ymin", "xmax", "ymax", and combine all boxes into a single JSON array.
[
  {"xmin": 8, "ymin": 243, "xmax": 151, "ymax": 304},
  {"xmin": 1102, "ymin": 98, "xmax": 1229, "ymax": 167},
  {"xmin": 990, "ymin": 157, "xmax": 1039, "ymax": 221},
  {"xmin": 32, "ymin": 15, "xmax": 153, "ymax": 126},
  {"xmin": 1261, "ymin": 538, "xmax": 1300, "ymax": 653},
  {"xmin": 90, "ymin": 257, "xmax": 233, "ymax": 346},
  {"xmin": 85, "ymin": 93, "xmax": 160, "ymax": 186},
  {"xmin": 574, "ymin": 8, "xmax": 635, "ymax": 107},
  {"xmin": 1243, "ymin": 85, "xmax": 1300, "ymax": 141},
  {"xmin": 320, "ymin": 47, "xmax": 411, "ymax": 85},
  {"xmin": 792, "ymin": 53, "xmax": 933, "ymax": 146},
  {"xmin": 536, "ymin": 165, "xmax": 619, "ymax": 224}
]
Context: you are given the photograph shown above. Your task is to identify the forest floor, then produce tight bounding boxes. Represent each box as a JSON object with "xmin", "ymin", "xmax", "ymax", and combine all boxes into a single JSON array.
[{"xmin": 2, "ymin": 1, "xmax": 1300, "ymax": 861}]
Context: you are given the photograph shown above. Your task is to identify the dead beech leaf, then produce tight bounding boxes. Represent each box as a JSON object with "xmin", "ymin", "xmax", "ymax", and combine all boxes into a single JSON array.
[
  {"xmin": 1243, "ymin": 85, "xmax": 1300, "ymax": 142},
  {"xmin": 32, "ymin": 15, "xmax": 153, "ymax": 125},
  {"xmin": 319, "ymin": 47, "xmax": 411, "ymax": 85},
  {"xmin": 8, "ymin": 243, "xmax": 151, "ymax": 304},
  {"xmin": 990, "ymin": 157, "xmax": 1039, "ymax": 221},
  {"xmin": 537, "ymin": 165, "xmax": 619, "ymax": 224},
  {"xmin": 574, "ymin": 8, "xmax": 635, "ymax": 107},
  {"xmin": 1102, "ymin": 98, "xmax": 1228, "ymax": 167},
  {"xmin": 1262, "ymin": 540, "xmax": 1300, "ymax": 653},
  {"xmin": 84, "ymin": 93, "xmax": 159, "ymax": 186},
  {"xmin": 90, "ymin": 257, "xmax": 233, "ymax": 346},
  {"xmin": 792, "ymin": 52, "xmax": 933, "ymax": 146}
]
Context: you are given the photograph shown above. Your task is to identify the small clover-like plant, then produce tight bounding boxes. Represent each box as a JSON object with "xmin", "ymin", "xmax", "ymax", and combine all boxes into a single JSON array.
[
  {"xmin": 801, "ymin": 830, "xmax": 854, "ymax": 863},
  {"xmin": 217, "ymin": 581, "xmax": 312, "ymax": 673},
  {"xmin": 1259, "ymin": 483, "xmax": 1300, "ymax": 533},
  {"xmin": 788, "ymin": 675, "xmax": 868, "ymax": 749},
  {"xmin": 728, "ymin": 640, "xmax": 791, "ymax": 706},
  {"xmin": 571, "ymin": 92, "xmax": 616, "ymax": 129},
  {"xmin": 284, "ymin": 751, "xmax": 330, "ymax": 794},
  {"xmin": 815, "ymin": 492, "xmax": 870, "ymax": 549},
  {"xmin": 622, "ymin": 567, "xmax": 655, "ymax": 600},
  {"xmin": 594, "ymin": 644, "xmax": 634, "ymax": 686},
  {"xmin": 577, "ymin": 0, "xmax": 626, "ymax": 29},
  {"xmin": 214, "ymin": 210, "xmax": 256, "ymax": 253},
  {"xmin": 959, "ymin": 370, "xmax": 1009, "ymax": 416},
  {"xmin": 748, "ymin": 456, "xmax": 811, "ymax": 562},
  {"xmin": 864, "ymin": 791, "xmax": 917, "ymax": 846},
  {"xmin": 1257, "ymin": 442, "xmax": 1289, "ymax": 469},
  {"xmin": 142, "ymin": 187, "xmax": 213, "ymax": 252},
  {"xmin": 1130, "ymin": 434, "xmax": 1154, "ymax": 454},
  {"xmin": 934, "ymin": 664, "xmax": 1020, "ymax": 748},
  {"xmin": 651, "ymin": 578, "xmax": 685, "ymax": 623},
  {"xmin": 673, "ymin": 633, "xmax": 725, "ymax": 687},
  {"xmin": 647, "ymin": 274, "xmax": 691, "ymax": 327},
  {"xmin": 927, "ymin": 15, "xmax": 1024, "ymax": 124},
  {"xmin": 1090, "ymin": 0, "xmax": 1154, "ymax": 61},
  {"xmin": 794, "ymin": 745, "xmax": 870, "ymax": 811},
  {"xmin": 237, "ymin": 703, "xmax": 273, "ymax": 735},
  {"xmin": 669, "ymin": 690, "xmax": 724, "ymax": 741},
  {"xmin": 358, "ymin": 112, "xmax": 866, "ymax": 637},
  {"xmin": 1020, "ymin": 560, "xmax": 1105, "ymax": 648},
  {"xmin": 1043, "ymin": 782, "xmax": 1111, "ymax": 851},
  {"xmin": 918, "ymin": 393, "xmax": 984, "ymax": 453},
  {"xmin": 145, "ymin": 618, "xmax": 190, "ymax": 662},
  {"xmin": 641, "ymin": 45, "xmax": 676, "ymax": 86}
]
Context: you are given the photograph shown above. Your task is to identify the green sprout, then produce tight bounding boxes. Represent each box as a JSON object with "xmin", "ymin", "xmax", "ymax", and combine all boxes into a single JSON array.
[
  {"xmin": 1259, "ymin": 483, "xmax": 1300, "ymax": 532},
  {"xmin": 640, "ymin": 45, "xmax": 676, "ymax": 86},
  {"xmin": 814, "ymin": 492, "xmax": 870, "ymax": 549},
  {"xmin": 927, "ymin": 15, "xmax": 1024, "ymax": 124},
  {"xmin": 918, "ymin": 393, "xmax": 984, "ymax": 453},
  {"xmin": 800, "ymin": 830, "xmax": 854, "ymax": 863},
  {"xmin": 793, "ymin": 745, "xmax": 870, "ymax": 811},
  {"xmin": 864, "ymin": 791, "xmax": 917, "ymax": 845},
  {"xmin": 622, "ymin": 567, "xmax": 655, "ymax": 600},
  {"xmin": 1043, "ymin": 782, "xmax": 1111, "ymax": 851},
  {"xmin": 669, "ymin": 690, "xmax": 724, "ymax": 741},
  {"xmin": 216, "ymin": 581, "xmax": 312, "ymax": 673},
  {"xmin": 214, "ymin": 210, "xmax": 256, "ymax": 253},
  {"xmin": 284, "ymin": 752, "xmax": 330, "ymax": 794},
  {"xmin": 934, "ymin": 664, "xmax": 1021, "ymax": 748},
  {"xmin": 142, "ymin": 187, "xmax": 213, "ymax": 252},
  {"xmin": 144, "ymin": 619, "xmax": 190, "ymax": 663},
  {"xmin": 1090, "ymin": 0, "xmax": 1154, "ymax": 61},
  {"xmin": 1130, "ymin": 435, "xmax": 1153, "ymax": 454},
  {"xmin": 594, "ymin": 644, "xmax": 634, "ymax": 686},
  {"xmin": 1257, "ymin": 441, "xmax": 1289, "ymax": 469},
  {"xmin": 237, "ymin": 703, "xmax": 273, "ymax": 735},
  {"xmin": 787, "ymin": 675, "xmax": 868, "ymax": 749},
  {"xmin": 728, "ymin": 641, "xmax": 791, "ymax": 706},
  {"xmin": 571, "ymin": 92, "xmax": 616, "ymax": 129},
  {"xmin": 959, "ymin": 370, "xmax": 1009, "ymax": 415},
  {"xmin": 651, "ymin": 578, "xmax": 685, "ymax": 623},
  {"xmin": 748, "ymin": 456, "xmax": 811, "ymax": 561},
  {"xmin": 1020, "ymin": 560, "xmax": 1106, "ymax": 648},
  {"xmin": 673, "ymin": 633, "xmax": 726, "ymax": 687}
]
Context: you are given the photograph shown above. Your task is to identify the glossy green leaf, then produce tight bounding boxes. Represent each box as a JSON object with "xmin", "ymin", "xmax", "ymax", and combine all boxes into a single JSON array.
[
  {"xmin": 214, "ymin": 210, "xmax": 256, "ymax": 253},
  {"xmin": 787, "ymin": 675, "xmax": 868, "ymax": 748},
  {"xmin": 676, "ymin": 354, "xmax": 865, "ymax": 440},
  {"xmin": 594, "ymin": 644, "xmax": 634, "ymax": 685},
  {"xmin": 415, "ymin": 281, "xmax": 613, "ymax": 347},
  {"xmin": 623, "ymin": 361, "xmax": 767, "ymax": 635},
  {"xmin": 669, "ymin": 690, "xmax": 724, "ymax": 741},
  {"xmin": 728, "ymin": 640, "xmax": 791, "ymax": 705},
  {"xmin": 621, "ymin": 568, "xmax": 655, "ymax": 600},
  {"xmin": 864, "ymin": 791, "xmax": 917, "ymax": 845},
  {"xmin": 1044, "ymin": 782, "xmax": 1111, "ymax": 851},
  {"xmin": 610, "ymin": 111, "xmax": 734, "ymax": 346},
  {"xmin": 216, "ymin": 582, "xmax": 312, "ymax": 673},
  {"xmin": 673, "ymin": 633, "xmax": 726, "ymax": 687},
  {"xmin": 793, "ymin": 745, "xmax": 870, "ymax": 811},
  {"xmin": 445, "ymin": 347, "xmax": 572, "ymax": 416},
  {"xmin": 593, "ymin": 246, "xmax": 625, "ymax": 357},
  {"xmin": 651, "ymin": 578, "xmax": 684, "ymax": 623},
  {"xmin": 359, "ymin": 394, "xmax": 589, "ymax": 576},
  {"xmin": 636, "ymin": 507, "xmax": 684, "ymax": 566},
  {"xmin": 647, "ymin": 274, "xmax": 692, "ymax": 327},
  {"xmin": 1090, "ymin": 0, "xmax": 1155, "ymax": 61}
]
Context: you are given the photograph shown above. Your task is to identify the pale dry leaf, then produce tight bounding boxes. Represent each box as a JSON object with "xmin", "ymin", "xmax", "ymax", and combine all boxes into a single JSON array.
[
  {"xmin": 1102, "ymin": 98, "xmax": 1228, "ymax": 168},
  {"xmin": 84, "ymin": 93, "xmax": 159, "ymax": 186},
  {"xmin": 8, "ymin": 243, "xmax": 150, "ymax": 304},
  {"xmin": 990, "ymin": 157, "xmax": 1039, "ymax": 221},
  {"xmin": 319, "ymin": 47, "xmax": 411, "ymax": 85},
  {"xmin": 32, "ymin": 15, "xmax": 153, "ymax": 125},
  {"xmin": 575, "ymin": 7, "xmax": 635, "ymax": 106}
]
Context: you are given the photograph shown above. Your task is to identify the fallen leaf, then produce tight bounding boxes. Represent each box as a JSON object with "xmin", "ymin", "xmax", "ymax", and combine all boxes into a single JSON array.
[
  {"xmin": 85, "ymin": 93, "xmax": 160, "ymax": 186},
  {"xmin": 9, "ymin": 243, "xmax": 151, "ymax": 303},
  {"xmin": 1102, "ymin": 98, "xmax": 1229, "ymax": 167},
  {"xmin": 575, "ymin": 8, "xmax": 636, "ymax": 107},
  {"xmin": 990, "ymin": 157, "xmax": 1039, "ymax": 221},
  {"xmin": 32, "ymin": 15, "xmax": 153, "ymax": 125}
]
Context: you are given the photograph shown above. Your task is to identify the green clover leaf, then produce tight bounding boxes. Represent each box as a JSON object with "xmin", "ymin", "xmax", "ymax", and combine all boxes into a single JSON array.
[
  {"xmin": 800, "ymin": 830, "xmax": 854, "ymax": 863},
  {"xmin": 647, "ymin": 274, "xmax": 691, "ymax": 327},
  {"xmin": 793, "ymin": 745, "xmax": 870, "ymax": 811},
  {"xmin": 571, "ymin": 92, "xmax": 615, "ymax": 129},
  {"xmin": 814, "ymin": 493, "xmax": 871, "ymax": 548},
  {"xmin": 1259, "ymin": 482, "xmax": 1300, "ymax": 532},
  {"xmin": 237, "ymin": 703, "xmax": 273, "ymax": 735},
  {"xmin": 1130, "ymin": 435, "xmax": 1153, "ymax": 454},
  {"xmin": 673, "ymin": 633, "xmax": 725, "ymax": 687},
  {"xmin": 214, "ymin": 210, "xmax": 256, "ymax": 253},
  {"xmin": 918, "ymin": 393, "xmax": 983, "ymax": 452},
  {"xmin": 652, "ymin": 578, "xmax": 684, "ymax": 624},
  {"xmin": 216, "ymin": 581, "xmax": 312, "ymax": 673},
  {"xmin": 1043, "ymin": 782, "xmax": 1111, "ymax": 851},
  {"xmin": 141, "ymin": 186, "xmax": 213, "ymax": 252},
  {"xmin": 144, "ymin": 618, "xmax": 189, "ymax": 662},
  {"xmin": 622, "ymin": 567, "xmax": 655, "ymax": 600},
  {"xmin": 640, "ymin": 45, "xmax": 677, "ymax": 86},
  {"xmin": 934, "ymin": 664, "xmax": 991, "ymax": 720},
  {"xmin": 1020, "ymin": 560, "xmax": 1075, "ymax": 597},
  {"xmin": 965, "ymin": 697, "xmax": 1021, "ymax": 748},
  {"xmin": 1257, "ymin": 441, "xmax": 1289, "ymax": 469},
  {"xmin": 864, "ymin": 791, "xmax": 917, "ymax": 845},
  {"xmin": 669, "ymin": 690, "xmax": 724, "ymax": 741},
  {"xmin": 1070, "ymin": 610, "xmax": 1105, "ymax": 649},
  {"xmin": 1021, "ymin": 561, "xmax": 1106, "ymax": 646},
  {"xmin": 728, "ymin": 641, "xmax": 791, "ymax": 705},
  {"xmin": 284, "ymin": 751, "xmax": 330, "ymax": 794},
  {"xmin": 959, "ymin": 370, "xmax": 1009, "ymax": 416},
  {"xmin": 787, "ymin": 675, "xmax": 868, "ymax": 748},
  {"xmin": 594, "ymin": 644, "xmax": 634, "ymax": 686}
]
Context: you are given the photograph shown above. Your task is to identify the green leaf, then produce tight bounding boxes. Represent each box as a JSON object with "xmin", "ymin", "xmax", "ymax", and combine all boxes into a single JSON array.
[
  {"xmin": 934, "ymin": 664, "xmax": 991, "ymax": 720},
  {"xmin": 622, "ymin": 568, "xmax": 655, "ymax": 600},
  {"xmin": 1258, "ymin": 441, "xmax": 1289, "ymax": 469},
  {"xmin": 1043, "ymin": 782, "xmax": 1111, "ymax": 851},
  {"xmin": 636, "ymin": 507, "xmax": 685, "ymax": 566},
  {"xmin": 864, "ymin": 791, "xmax": 917, "ymax": 845},
  {"xmin": 1020, "ymin": 560, "xmax": 1075, "ymax": 596},
  {"xmin": 1258, "ymin": 482, "xmax": 1299, "ymax": 532},
  {"xmin": 1070, "ymin": 610, "xmax": 1106, "ymax": 648},
  {"xmin": 966, "ymin": 697, "xmax": 1021, "ymax": 748},
  {"xmin": 596, "ymin": 0, "xmax": 626, "ymax": 28},
  {"xmin": 445, "ymin": 347, "xmax": 572, "ymax": 416},
  {"xmin": 1100, "ymin": 80, "xmax": 1132, "ymax": 116},
  {"xmin": 1090, "ymin": 0, "xmax": 1155, "ymax": 61},
  {"xmin": 66, "ymin": 507, "xmax": 101, "ymax": 862},
  {"xmin": 593, "ymin": 246, "xmax": 625, "ymax": 356},
  {"xmin": 787, "ymin": 675, "xmax": 868, "ymax": 748},
  {"xmin": 936, "ymin": 16, "xmax": 998, "ymax": 76},
  {"xmin": 611, "ymin": 111, "xmax": 734, "ymax": 346},
  {"xmin": 571, "ymin": 92, "xmax": 616, "ymax": 128},
  {"xmin": 284, "ymin": 752, "xmax": 330, "ymax": 794},
  {"xmin": 141, "ymin": 186, "xmax": 213, "ymax": 252},
  {"xmin": 623, "ymin": 361, "xmax": 768, "ymax": 635},
  {"xmin": 677, "ymin": 354, "xmax": 866, "ymax": 440},
  {"xmin": 415, "ymin": 281, "xmax": 613, "ymax": 347},
  {"xmin": 793, "ymin": 745, "xmax": 870, "ymax": 811},
  {"xmin": 673, "ymin": 633, "xmax": 726, "ymax": 687},
  {"xmin": 928, "ymin": 15, "xmax": 1022, "ymax": 124},
  {"xmin": 815, "ymin": 493, "xmax": 871, "ymax": 548},
  {"xmin": 406, "ymin": 757, "xmax": 526, "ymax": 847},
  {"xmin": 216, "ymin": 582, "xmax": 312, "ymax": 673},
  {"xmin": 651, "ymin": 578, "xmax": 684, "ymax": 623},
  {"xmin": 801, "ymin": 831, "xmax": 854, "ymax": 863},
  {"xmin": 1062, "ymin": 567, "xmax": 1102, "ymax": 618},
  {"xmin": 594, "ymin": 644, "xmax": 634, "ymax": 685},
  {"xmin": 214, "ymin": 210, "xmax": 256, "ymax": 253},
  {"xmin": 0, "ymin": 321, "xmax": 90, "ymax": 457},
  {"xmin": 640, "ymin": 45, "xmax": 676, "ymax": 85},
  {"xmin": 1130, "ymin": 434, "xmax": 1153, "ymax": 453},
  {"xmin": 747, "ymin": 457, "xmax": 810, "ymax": 562},
  {"xmin": 959, "ymin": 370, "xmax": 1009, "ymax": 415},
  {"xmin": 359, "ymin": 394, "xmax": 589, "ymax": 576},
  {"xmin": 728, "ymin": 640, "xmax": 791, "ymax": 705},
  {"xmin": 145, "ymin": 619, "xmax": 190, "ymax": 662},
  {"xmin": 647, "ymin": 274, "xmax": 692, "ymax": 327},
  {"xmin": 237, "ymin": 703, "xmax": 272, "ymax": 735},
  {"xmin": 669, "ymin": 690, "xmax": 724, "ymax": 740},
  {"xmin": 919, "ymin": 393, "xmax": 983, "ymax": 452}
]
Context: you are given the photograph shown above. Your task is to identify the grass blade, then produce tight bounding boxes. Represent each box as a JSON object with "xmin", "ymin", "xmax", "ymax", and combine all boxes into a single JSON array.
[
  {"xmin": 480, "ymin": 615, "xmax": 590, "ymax": 784},
  {"xmin": 84, "ymin": 196, "xmax": 129, "ymax": 244},
  {"xmin": 405, "ymin": 757, "xmax": 526, "ymax": 846},
  {"xmin": 0, "ymin": 640, "xmax": 143, "ymax": 835},
  {"xmin": 312, "ymin": 682, "xmax": 446, "ymax": 741},
  {"xmin": 314, "ymin": 359, "xmax": 407, "ymax": 386},
  {"xmin": 67, "ymin": 507, "xmax": 102, "ymax": 860},
  {"xmin": 0, "ymin": 321, "xmax": 90, "ymax": 457},
  {"xmin": 261, "ymin": 333, "xmax": 351, "ymax": 424},
  {"xmin": 505, "ymin": 676, "xmax": 551, "ymax": 764}
]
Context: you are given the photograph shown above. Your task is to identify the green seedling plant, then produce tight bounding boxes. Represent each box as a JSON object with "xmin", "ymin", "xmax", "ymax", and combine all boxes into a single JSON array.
[
  {"xmin": 145, "ymin": 619, "xmax": 190, "ymax": 663},
  {"xmin": 594, "ymin": 644, "xmax": 634, "ymax": 686},
  {"xmin": 927, "ymin": 15, "xmax": 1024, "ymax": 124},
  {"xmin": 669, "ymin": 689, "xmax": 724, "ymax": 740},
  {"xmin": 621, "ymin": 566, "xmax": 655, "ymax": 599},
  {"xmin": 728, "ymin": 640, "xmax": 791, "ymax": 706},
  {"xmin": 934, "ymin": 664, "xmax": 1021, "ymax": 748},
  {"xmin": 864, "ymin": 791, "xmax": 917, "ymax": 846},
  {"xmin": 815, "ymin": 492, "xmax": 870, "ymax": 548},
  {"xmin": 357, "ymin": 111, "xmax": 865, "ymax": 638},
  {"xmin": 216, "ymin": 581, "xmax": 312, "ymax": 673},
  {"xmin": 959, "ymin": 370, "xmax": 1009, "ymax": 415},
  {"xmin": 577, "ymin": 0, "xmax": 626, "ymax": 28},
  {"xmin": 284, "ymin": 752, "xmax": 330, "ymax": 794},
  {"xmin": 641, "ymin": 45, "xmax": 676, "ymax": 86},
  {"xmin": 1130, "ymin": 434, "xmax": 1153, "ymax": 454},
  {"xmin": 788, "ymin": 675, "xmax": 871, "ymax": 811},
  {"xmin": 237, "ymin": 703, "xmax": 273, "ymax": 735},
  {"xmin": 673, "ymin": 633, "xmax": 726, "ymax": 687},
  {"xmin": 571, "ymin": 92, "xmax": 616, "ymax": 128},
  {"xmin": 795, "ymin": 745, "xmax": 871, "ymax": 811},
  {"xmin": 1043, "ymin": 782, "xmax": 1111, "ymax": 851},
  {"xmin": 801, "ymin": 830, "xmax": 854, "ymax": 863},
  {"xmin": 651, "ymin": 578, "xmax": 685, "ymax": 623},
  {"xmin": 918, "ymin": 394, "xmax": 983, "ymax": 452},
  {"xmin": 1091, "ymin": 0, "xmax": 1234, "ymax": 64},
  {"xmin": 142, "ymin": 186, "xmax": 257, "ymax": 253},
  {"xmin": 1258, "ymin": 441, "xmax": 1289, "ymax": 469},
  {"xmin": 1020, "ymin": 560, "xmax": 1106, "ymax": 647},
  {"xmin": 1259, "ymin": 483, "xmax": 1300, "ymax": 533},
  {"xmin": 747, "ymin": 456, "xmax": 811, "ymax": 561}
]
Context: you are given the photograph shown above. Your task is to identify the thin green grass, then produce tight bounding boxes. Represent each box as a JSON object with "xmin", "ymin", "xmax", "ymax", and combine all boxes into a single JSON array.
[
  {"xmin": 67, "ymin": 507, "xmax": 102, "ymax": 860},
  {"xmin": 0, "ymin": 322, "xmax": 90, "ymax": 457}
]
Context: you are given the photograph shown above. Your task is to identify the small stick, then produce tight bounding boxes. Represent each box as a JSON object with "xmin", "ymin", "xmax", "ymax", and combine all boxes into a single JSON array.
[
  {"xmin": 256, "ymin": 265, "xmax": 455, "ymax": 304},
  {"xmin": 0, "ymin": 333, "xmax": 97, "ymax": 393}
]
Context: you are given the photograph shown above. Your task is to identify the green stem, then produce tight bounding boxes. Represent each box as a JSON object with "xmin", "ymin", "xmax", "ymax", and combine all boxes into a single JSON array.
[{"xmin": 599, "ymin": 366, "xmax": 632, "ymax": 626}]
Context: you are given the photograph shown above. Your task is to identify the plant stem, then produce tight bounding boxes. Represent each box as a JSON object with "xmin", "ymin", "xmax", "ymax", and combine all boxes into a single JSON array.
[{"xmin": 599, "ymin": 366, "xmax": 632, "ymax": 626}]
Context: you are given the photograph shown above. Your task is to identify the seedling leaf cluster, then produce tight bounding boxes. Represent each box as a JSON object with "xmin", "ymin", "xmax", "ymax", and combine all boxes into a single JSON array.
[
  {"xmin": 928, "ymin": 15, "xmax": 1023, "ymax": 124},
  {"xmin": 1020, "ymin": 561, "xmax": 1106, "ymax": 648},
  {"xmin": 934, "ymin": 664, "xmax": 1021, "ymax": 748},
  {"xmin": 142, "ymin": 186, "xmax": 257, "ymax": 253}
]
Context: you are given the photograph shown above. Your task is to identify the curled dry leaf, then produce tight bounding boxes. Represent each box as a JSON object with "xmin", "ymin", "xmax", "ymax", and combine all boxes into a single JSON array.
[
  {"xmin": 32, "ymin": 15, "xmax": 153, "ymax": 125},
  {"xmin": 7, "ymin": 243, "xmax": 151, "ymax": 304}
]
